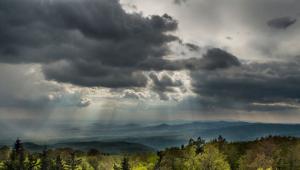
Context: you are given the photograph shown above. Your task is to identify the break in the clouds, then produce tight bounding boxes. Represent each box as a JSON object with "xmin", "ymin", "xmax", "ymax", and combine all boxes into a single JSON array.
[
  {"xmin": 1, "ymin": 0, "xmax": 300, "ymax": 123},
  {"xmin": 0, "ymin": 64, "xmax": 91, "ymax": 110},
  {"xmin": 126, "ymin": 0, "xmax": 300, "ymax": 60}
]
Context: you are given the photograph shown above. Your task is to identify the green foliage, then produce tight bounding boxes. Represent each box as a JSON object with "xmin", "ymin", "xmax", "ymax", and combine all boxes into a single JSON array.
[
  {"xmin": 2, "ymin": 139, "xmax": 26, "ymax": 170},
  {"xmin": 0, "ymin": 146, "xmax": 10, "ymax": 161},
  {"xmin": 87, "ymin": 156, "xmax": 100, "ymax": 170},
  {"xmin": 129, "ymin": 153, "xmax": 157, "ymax": 170},
  {"xmin": 65, "ymin": 152, "xmax": 81, "ymax": 170},
  {"xmin": 40, "ymin": 147, "xmax": 51, "ymax": 170},
  {"xmin": 26, "ymin": 154, "xmax": 40, "ymax": 170},
  {"xmin": 189, "ymin": 137, "xmax": 205, "ymax": 154},
  {"xmin": 2, "ymin": 136, "xmax": 300, "ymax": 170},
  {"xmin": 197, "ymin": 144, "xmax": 230, "ymax": 170}
]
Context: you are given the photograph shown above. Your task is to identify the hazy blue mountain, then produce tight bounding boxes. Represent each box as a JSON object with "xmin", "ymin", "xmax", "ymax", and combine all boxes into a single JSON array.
[
  {"xmin": 2, "ymin": 121, "xmax": 300, "ymax": 150},
  {"xmin": 21, "ymin": 141, "xmax": 154, "ymax": 154},
  {"xmin": 197, "ymin": 123, "xmax": 300, "ymax": 141}
]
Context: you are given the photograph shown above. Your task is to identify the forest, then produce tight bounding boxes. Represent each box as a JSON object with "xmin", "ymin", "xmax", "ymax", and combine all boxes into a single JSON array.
[{"xmin": 0, "ymin": 136, "xmax": 299, "ymax": 170}]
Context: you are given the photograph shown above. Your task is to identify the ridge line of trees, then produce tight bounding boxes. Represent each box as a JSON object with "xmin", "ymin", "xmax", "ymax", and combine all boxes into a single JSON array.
[{"xmin": 0, "ymin": 135, "xmax": 300, "ymax": 170}]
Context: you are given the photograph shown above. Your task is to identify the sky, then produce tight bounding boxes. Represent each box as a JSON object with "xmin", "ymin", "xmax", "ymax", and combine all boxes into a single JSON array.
[{"xmin": 1, "ymin": 0, "xmax": 300, "ymax": 132}]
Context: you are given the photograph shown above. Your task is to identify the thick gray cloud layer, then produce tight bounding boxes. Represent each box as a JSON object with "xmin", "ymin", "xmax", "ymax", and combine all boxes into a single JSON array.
[
  {"xmin": 138, "ymin": 48, "xmax": 240, "ymax": 71},
  {"xmin": 1, "ymin": 0, "xmax": 300, "ymax": 123},
  {"xmin": 173, "ymin": 0, "xmax": 188, "ymax": 5},
  {"xmin": 267, "ymin": 17, "xmax": 297, "ymax": 29},
  {"xmin": 190, "ymin": 48, "xmax": 240, "ymax": 70},
  {"xmin": 0, "ymin": 64, "xmax": 89, "ymax": 110},
  {"xmin": 191, "ymin": 58, "xmax": 300, "ymax": 111},
  {"xmin": 149, "ymin": 72, "xmax": 183, "ymax": 100},
  {"xmin": 0, "ymin": 0, "xmax": 178, "ymax": 88}
]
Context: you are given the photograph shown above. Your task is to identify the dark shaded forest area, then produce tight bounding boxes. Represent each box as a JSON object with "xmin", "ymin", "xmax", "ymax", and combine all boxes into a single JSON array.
[{"xmin": 0, "ymin": 136, "xmax": 299, "ymax": 170}]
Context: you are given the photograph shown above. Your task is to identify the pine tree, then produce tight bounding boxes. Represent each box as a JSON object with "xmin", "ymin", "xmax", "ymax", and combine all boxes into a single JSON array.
[
  {"xmin": 154, "ymin": 151, "xmax": 163, "ymax": 170},
  {"xmin": 3, "ymin": 138, "xmax": 26, "ymax": 170},
  {"xmin": 65, "ymin": 152, "xmax": 81, "ymax": 170},
  {"xmin": 216, "ymin": 135, "xmax": 227, "ymax": 151},
  {"xmin": 121, "ymin": 157, "xmax": 130, "ymax": 170},
  {"xmin": 16, "ymin": 138, "xmax": 25, "ymax": 170},
  {"xmin": 40, "ymin": 147, "xmax": 50, "ymax": 170},
  {"xmin": 188, "ymin": 137, "xmax": 205, "ymax": 154},
  {"xmin": 55, "ymin": 155, "xmax": 64, "ymax": 170}
]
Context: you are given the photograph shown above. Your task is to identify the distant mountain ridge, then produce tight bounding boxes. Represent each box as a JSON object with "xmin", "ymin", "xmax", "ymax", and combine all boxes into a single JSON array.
[
  {"xmin": 2, "ymin": 121, "xmax": 300, "ymax": 150},
  {"xmin": 20, "ymin": 141, "xmax": 154, "ymax": 154},
  {"xmin": 199, "ymin": 123, "xmax": 300, "ymax": 141},
  {"xmin": 116, "ymin": 121, "xmax": 300, "ymax": 149}
]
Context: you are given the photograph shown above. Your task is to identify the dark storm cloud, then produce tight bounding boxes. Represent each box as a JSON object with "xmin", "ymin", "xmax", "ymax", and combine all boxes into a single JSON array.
[
  {"xmin": 0, "ymin": 0, "xmax": 178, "ymax": 88},
  {"xmin": 138, "ymin": 48, "xmax": 240, "ymax": 71},
  {"xmin": 173, "ymin": 0, "xmax": 188, "ymax": 5},
  {"xmin": 193, "ymin": 48, "xmax": 241, "ymax": 70},
  {"xmin": 191, "ymin": 59, "xmax": 300, "ymax": 111},
  {"xmin": 267, "ymin": 17, "xmax": 297, "ymax": 29},
  {"xmin": 149, "ymin": 72, "xmax": 183, "ymax": 100},
  {"xmin": 43, "ymin": 61, "xmax": 148, "ymax": 88},
  {"xmin": 173, "ymin": 95, "xmax": 299, "ymax": 115},
  {"xmin": 185, "ymin": 43, "xmax": 201, "ymax": 52}
]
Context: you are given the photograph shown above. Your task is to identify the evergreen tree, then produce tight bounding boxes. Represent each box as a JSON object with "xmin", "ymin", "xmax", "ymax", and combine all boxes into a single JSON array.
[
  {"xmin": 65, "ymin": 152, "xmax": 81, "ymax": 170},
  {"xmin": 195, "ymin": 137, "xmax": 205, "ymax": 154},
  {"xmin": 15, "ymin": 138, "xmax": 25, "ymax": 170},
  {"xmin": 188, "ymin": 137, "xmax": 205, "ymax": 154},
  {"xmin": 55, "ymin": 155, "xmax": 65, "ymax": 170},
  {"xmin": 14, "ymin": 138, "xmax": 23, "ymax": 154},
  {"xmin": 154, "ymin": 151, "xmax": 163, "ymax": 170},
  {"xmin": 217, "ymin": 135, "xmax": 226, "ymax": 143},
  {"xmin": 216, "ymin": 135, "xmax": 227, "ymax": 151},
  {"xmin": 40, "ymin": 147, "xmax": 50, "ymax": 170},
  {"xmin": 3, "ymin": 138, "xmax": 26, "ymax": 170},
  {"xmin": 121, "ymin": 157, "xmax": 130, "ymax": 170}
]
